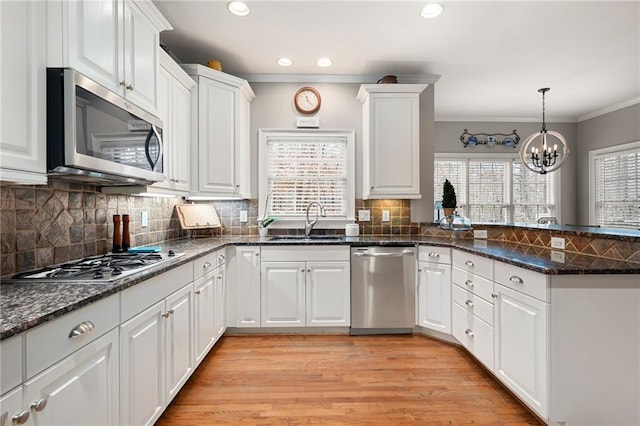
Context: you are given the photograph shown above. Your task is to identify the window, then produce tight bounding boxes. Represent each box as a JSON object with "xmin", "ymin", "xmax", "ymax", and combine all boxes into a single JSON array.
[
  {"xmin": 259, "ymin": 129, "xmax": 355, "ymax": 227},
  {"xmin": 434, "ymin": 154, "xmax": 557, "ymax": 223},
  {"xmin": 590, "ymin": 141, "xmax": 640, "ymax": 229}
]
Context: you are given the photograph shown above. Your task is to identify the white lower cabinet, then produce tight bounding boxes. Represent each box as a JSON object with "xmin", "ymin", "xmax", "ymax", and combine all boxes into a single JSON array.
[
  {"xmin": 193, "ymin": 271, "xmax": 216, "ymax": 366},
  {"xmin": 24, "ymin": 328, "xmax": 119, "ymax": 426},
  {"xmin": 494, "ymin": 283, "xmax": 548, "ymax": 419},
  {"xmin": 452, "ymin": 302, "xmax": 494, "ymax": 370},
  {"xmin": 306, "ymin": 262, "xmax": 351, "ymax": 326},
  {"xmin": 0, "ymin": 387, "xmax": 27, "ymax": 426},
  {"xmin": 120, "ymin": 283, "xmax": 193, "ymax": 426},
  {"xmin": 261, "ymin": 262, "xmax": 306, "ymax": 327},
  {"xmin": 214, "ymin": 266, "xmax": 227, "ymax": 340},
  {"xmin": 232, "ymin": 246, "xmax": 261, "ymax": 327},
  {"xmin": 416, "ymin": 259, "xmax": 451, "ymax": 333}
]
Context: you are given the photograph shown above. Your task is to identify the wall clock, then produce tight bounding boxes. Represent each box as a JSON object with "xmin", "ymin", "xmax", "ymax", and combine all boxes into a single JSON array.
[{"xmin": 294, "ymin": 86, "xmax": 321, "ymax": 114}]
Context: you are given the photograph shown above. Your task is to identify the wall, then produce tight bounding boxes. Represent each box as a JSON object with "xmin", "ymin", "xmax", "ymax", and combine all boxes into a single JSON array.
[
  {"xmin": 410, "ymin": 85, "xmax": 436, "ymax": 223},
  {"xmin": 434, "ymin": 121, "xmax": 578, "ymax": 225},
  {"xmin": 576, "ymin": 103, "xmax": 640, "ymax": 225}
]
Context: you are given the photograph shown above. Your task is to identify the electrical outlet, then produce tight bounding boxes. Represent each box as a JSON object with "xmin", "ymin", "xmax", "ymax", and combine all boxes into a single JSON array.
[
  {"xmin": 358, "ymin": 210, "xmax": 371, "ymax": 221},
  {"xmin": 551, "ymin": 237, "xmax": 565, "ymax": 250},
  {"xmin": 141, "ymin": 211, "xmax": 149, "ymax": 228},
  {"xmin": 474, "ymin": 230, "xmax": 488, "ymax": 239},
  {"xmin": 551, "ymin": 250, "xmax": 566, "ymax": 263},
  {"xmin": 382, "ymin": 210, "xmax": 390, "ymax": 222},
  {"xmin": 240, "ymin": 210, "xmax": 248, "ymax": 223}
]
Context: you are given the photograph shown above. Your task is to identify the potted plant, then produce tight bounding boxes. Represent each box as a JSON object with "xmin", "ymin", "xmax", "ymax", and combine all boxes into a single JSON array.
[
  {"xmin": 257, "ymin": 216, "xmax": 277, "ymax": 237},
  {"xmin": 442, "ymin": 179, "xmax": 457, "ymax": 217}
]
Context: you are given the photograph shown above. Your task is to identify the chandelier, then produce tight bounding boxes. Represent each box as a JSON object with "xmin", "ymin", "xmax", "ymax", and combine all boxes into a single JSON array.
[{"xmin": 519, "ymin": 88, "xmax": 569, "ymax": 174}]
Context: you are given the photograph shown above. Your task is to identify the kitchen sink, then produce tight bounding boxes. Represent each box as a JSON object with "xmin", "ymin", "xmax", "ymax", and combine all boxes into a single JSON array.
[{"xmin": 268, "ymin": 235, "xmax": 345, "ymax": 242}]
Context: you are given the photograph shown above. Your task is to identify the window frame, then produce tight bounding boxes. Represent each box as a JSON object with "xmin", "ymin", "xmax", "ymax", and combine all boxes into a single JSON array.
[
  {"xmin": 434, "ymin": 153, "xmax": 561, "ymax": 224},
  {"xmin": 258, "ymin": 128, "xmax": 356, "ymax": 229},
  {"xmin": 589, "ymin": 140, "xmax": 640, "ymax": 229}
]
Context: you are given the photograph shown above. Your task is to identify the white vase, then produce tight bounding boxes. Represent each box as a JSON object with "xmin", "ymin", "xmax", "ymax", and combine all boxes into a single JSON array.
[{"xmin": 258, "ymin": 227, "xmax": 268, "ymax": 237}]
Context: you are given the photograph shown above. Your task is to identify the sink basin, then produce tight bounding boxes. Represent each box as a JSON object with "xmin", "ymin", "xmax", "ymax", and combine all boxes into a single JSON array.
[{"xmin": 268, "ymin": 235, "xmax": 345, "ymax": 242}]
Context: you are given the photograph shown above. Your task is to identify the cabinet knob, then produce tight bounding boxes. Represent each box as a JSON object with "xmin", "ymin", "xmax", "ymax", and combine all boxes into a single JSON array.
[
  {"xmin": 255, "ymin": 252, "xmax": 260, "ymax": 256},
  {"xmin": 428, "ymin": 252, "xmax": 440, "ymax": 258},
  {"xmin": 195, "ymin": 290, "xmax": 201, "ymax": 295},
  {"xmin": 218, "ymin": 255, "xmax": 225, "ymax": 262},
  {"xmin": 491, "ymin": 293, "xmax": 498, "ymax": 298},
  {"xmin": 417, "ymin": 268, "xmax": 422, "ymax": 272},
  {"xmin": 370, "ymin": 186, "xmax": 374, "ymax": 190},
  {"xmin": 465, "ymin": 260, "xmax": 474, "ymax": 267},
  {"xmin": 68, "ymin": 321, "xmax": 95, "ymax": 339},
  {"xmin": 465, "ymin": 280, "xmax": 474, "ymax": 287},
  {"xmin": 217, "ymin": 274, "xmax": 223, "ymax": 280},
  {"xmin": 119, "ymin": 80, "xmax": 126, "ymax": 87},
  {"xmin": 300, "ymin": 269, "xmax": 305, "ymax": 272},
  {"xmin": 31, "ymin": 399, "xmax": 47, "ymax": 412},
  {"xmin": 125, "ymin": 83, "xmax": 134, "ymax": 91},
  {"xmin": 12, "ymin": 411, "xmax": 30, "ymax": 425},
  {"xmin": 465, "ymin": 300, "xmax": 474, "ymax": 308},
  {"xmin": 307, "ymin": 268, "xmax": 311, "ymax": 273},
  {"xmin": 162, "ymin": 311, "xmax": 172, "ymax": 318},
  {"xmin": 203, "ymin": 262, "xmax": 211, "ymax": 269},
  {"xmin": 464, "ymin": 329, "xmax": 474, "ymax": 338},
  {"xmin": 509, "ymin": 275, "xmax": 524, "ymax": 284}
]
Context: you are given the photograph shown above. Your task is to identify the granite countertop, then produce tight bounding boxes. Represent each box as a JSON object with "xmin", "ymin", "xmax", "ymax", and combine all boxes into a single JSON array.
[{"xmin": 2, "ymin": 235, "xmax": 639, "ymax": 341}]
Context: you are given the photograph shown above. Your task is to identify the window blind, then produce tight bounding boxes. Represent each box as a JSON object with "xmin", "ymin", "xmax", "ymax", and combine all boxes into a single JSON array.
[
  {"xmin": 512, "ymin": 162, "xmax": 553, "ymax": 222},
  {"xmin": 434, "ymin": 160, "xmax": 466, "ymax": 208},
  {"xmin": 266, "ymin": 136, "xmax": 348, "ymax": 217},
  {"xmin": 594, "ymin": 147, "xmax": 640, "ymax": 228},
  {"xmin": 468, "ymin": 160, "xmax": 508, "ymax": 223}
]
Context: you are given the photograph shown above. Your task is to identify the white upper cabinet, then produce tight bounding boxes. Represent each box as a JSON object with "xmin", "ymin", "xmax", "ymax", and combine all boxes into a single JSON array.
[
  {"xmin": 0, "ymin": 0, "xmax": 47, "ymax": 184},
  {"xmin": 358, "ymin": 84, "xmax": 427, "ymax": 199},
  {"xmin": 47, "ymin": 0, "xmax": 172, "ymax": 115},
  {"xmin": 182, "ymin": 64, "xmax": 255, "ymax": 198}
]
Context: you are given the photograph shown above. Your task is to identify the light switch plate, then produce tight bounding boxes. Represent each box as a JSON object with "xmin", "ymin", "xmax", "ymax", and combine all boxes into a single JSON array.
[
  {"xmin": 240, "ymin": 210, "xmax": 248, "ymax": 223},
  {"xmin": 474, "ymin": 230, "xmax": 488, "ymax": 239},
  {"xmin": 141, "ymin": 211, "xmax": 149, "ymax": 228},
  {"xmin": 382, "ymin": 210, "xmax": 390, "ymax": 222},
  {"xmin": 551, "ymin": 237, "xmax": 565, "ymax": 250},
  {"xmin": 358, "ymin": 210, "xmax": 370, "ymax": 221}
]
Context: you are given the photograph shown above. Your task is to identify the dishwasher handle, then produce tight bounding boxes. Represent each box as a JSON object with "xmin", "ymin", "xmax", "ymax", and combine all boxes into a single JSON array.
[{"xmin": 353, "ymin": 250, "xmax": 415, "ymax": 258}]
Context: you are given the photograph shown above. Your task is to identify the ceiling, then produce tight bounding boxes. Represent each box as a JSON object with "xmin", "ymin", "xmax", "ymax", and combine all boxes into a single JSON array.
[{"xmin": 154, "ymin": 0, "xmax": 640, "ymax": 122}]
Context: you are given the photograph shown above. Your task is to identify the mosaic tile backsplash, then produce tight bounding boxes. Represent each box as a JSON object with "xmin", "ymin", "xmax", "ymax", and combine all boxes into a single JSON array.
[{"xmin": 1, "ymin": 180, "xmax": 639, "ymax": 277}]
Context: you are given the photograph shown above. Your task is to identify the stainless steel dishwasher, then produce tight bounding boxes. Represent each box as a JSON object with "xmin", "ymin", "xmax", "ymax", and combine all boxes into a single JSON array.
[{"xmin": 350, "ymin": 246, "xmax": 416, "ymax": 334}]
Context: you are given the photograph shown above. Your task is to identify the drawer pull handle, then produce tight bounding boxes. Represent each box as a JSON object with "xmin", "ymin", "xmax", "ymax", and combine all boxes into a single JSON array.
[
  {"xmin": 464, "ymin": 329, "xmax": 474, "ymax": 337},
  {"xmin": 465, "ymin": 260, "xmax": 474, "ymax": 267},
  {"xmin": 491, "ymin": 293, "xmax": 498, "ymax": 298},
  {"xmin": 203, "ymin": 262, "xmax": 212, "ymax": 269},
  {"xmin": 465, "ymin": 300, "xmax": 474, "ymax": 308},
  {"xmin": 31, "ymin": 399, "xmax": 47, "ymax": 412},
  {"xmin": 428, "ymin": 252, "xmax": 440, "ymax": 258},
  {"xmin": 465, "ymin": 280, "xmax": 474, "ymax": 287},
  {"xmin": 509, "ymin": 275, "xmax": 524, "ymax": 284},
  {"xmin": 68, "ymin": 321, "xmax": 95, "ymax": 339},
  {"xmin": 12, "ymin": 410, "xmax": 30, "ymax": 424}
]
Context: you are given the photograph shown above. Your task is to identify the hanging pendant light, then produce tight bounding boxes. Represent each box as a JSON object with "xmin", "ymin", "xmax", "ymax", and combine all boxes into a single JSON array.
[{"xmin": 519, "ymin": 88, "xmax": 570, "ymax": 174}]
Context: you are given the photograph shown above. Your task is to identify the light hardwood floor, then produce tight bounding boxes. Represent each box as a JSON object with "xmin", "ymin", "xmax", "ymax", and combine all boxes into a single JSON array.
[{"xmin": 157, "ymin": 334, "xmax": 542, "ymax": 425}]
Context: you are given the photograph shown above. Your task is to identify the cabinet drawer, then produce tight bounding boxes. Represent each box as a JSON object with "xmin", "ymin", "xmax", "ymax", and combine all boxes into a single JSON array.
[
  {"xmin": 453, "ymin": 283, "xmax": 494, "ymax": 325},
  {"xmin": 25, "ymin": 294, "xmax": 119, "ymax": 379},
  {"xmin": 495, "ymin": 262, "xmax": 549, "ymax": 302},
  {"xmin": 261, "ymin": 246, "xmax": 349, "ymax": 262},
  {"xmin": 418, "ymin": 246, "xmax": 451, "ymax": 264},
  {"xmin": 0, "ymin": 334, "xmax": 23, "ymax": 394},
  {"xmin": 452, "ymin": 250, "xmax": 494, "ymax": 280},
  {"xmin": 193, "ymin": 249, "xmax": 225, "ymax": 279},
  {"xmin": 452, "ymin": 266, "xmax": 494, "ymax": 303},
  {"xmin": 452, "ymin": 302, "xmax": 494, "ymax": 370}
]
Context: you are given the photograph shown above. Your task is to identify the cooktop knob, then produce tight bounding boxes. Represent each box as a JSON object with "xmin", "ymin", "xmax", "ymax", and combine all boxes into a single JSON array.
[
  {"xmin": 111, "ymin": 267, "xmax": 123, "ymax": 276},
  {"xmin": 93, "ymin": 271, "xmax": 105, "ymax": 279},
  {"xmin": 168, "ymin": 250, "xmax": 175, "ymax": 257}
]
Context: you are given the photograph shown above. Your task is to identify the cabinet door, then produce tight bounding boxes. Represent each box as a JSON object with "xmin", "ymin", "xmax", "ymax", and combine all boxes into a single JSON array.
[
  {"xmin": 494, "ymin": 284, "xmax": 548, "ymax": 419},
  {"xmin": 416, "ymin": 261, "xmax": 451, "ymax": 333},
  {"xmin": 197, "ymin": 78, "xmax": 237, "ymax": 194},
  {"xmin": 261, "ymin": 262, "xmax": 305, "ymax": 327},
  {"xmin": 0, "ymin": 387, "xmax": 28, "ymax": 426},
  {"xmin": 165, "ymin": 284, "xmax": 193, "ymax": 404},
  {"xmin": 120, "ymin": 301, "xmax": 165, "ymax": 426},
  {"xmin": 235, "ymin": 247, "xmax": 261, "ymax": 327},
  {"xmin": 0, "ymin": 0, "xmax": 47, "ymax": 183},
  {"xmin": 153, "ymin": 64, "xmax": 173, "ymax": 190},
  {"xmin": 65, "ymin": 0, "xmax": 122, "ymax": 95},
  {"xmin": 193, "ymin": 273, "xmax": 216, "ymax": 366},
  {"xmin": 306, "ymin": 261, "xmax": 350, "ymax": 327},
  {"xmin": 24, "ymin": 329, "xmax": 119, "ymax": 426},
  {"xmin": 122, "ymin": 0, "xmax": 159, "ymax": 114},
  {"xmin": 214, "ymin": 267, "xmax": 227, "ymax": 340},
  {"xmin": 171, "ymin": 79, "xmax": 193, "ymax": 192}
]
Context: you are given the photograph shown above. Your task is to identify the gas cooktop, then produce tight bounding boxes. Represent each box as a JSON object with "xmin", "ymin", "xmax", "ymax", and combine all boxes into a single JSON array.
[{"xmin": 7, "ymin": 251, "xmax": 185, "ymax": 283}]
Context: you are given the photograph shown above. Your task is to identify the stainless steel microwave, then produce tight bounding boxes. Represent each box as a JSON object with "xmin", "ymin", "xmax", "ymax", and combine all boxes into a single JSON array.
[{"xmin": 47, "ymin": 68, "xmax": 164, "ymax": 185}]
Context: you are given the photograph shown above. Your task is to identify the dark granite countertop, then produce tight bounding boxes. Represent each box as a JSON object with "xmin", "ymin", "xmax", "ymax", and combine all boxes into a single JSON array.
[{"xmin": 2, "ymin": 235, "xmax": 639, "ymax": 341}]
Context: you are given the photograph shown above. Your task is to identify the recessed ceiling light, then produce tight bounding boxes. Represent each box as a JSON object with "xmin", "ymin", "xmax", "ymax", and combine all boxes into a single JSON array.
[
  {"xmin": 421, "ymin": 2, "xmax": 444, "ymax": 18},
  {"xmin": 277, "ymin": 57, "xmax": 294, "ymax": 67},
  {"xmin": 317, "ymin": 57, "xmax": 333, "ymax": 67},
  {"xmin": 227, "ymin": 1, "xmax": 250, "ymax": 17}
]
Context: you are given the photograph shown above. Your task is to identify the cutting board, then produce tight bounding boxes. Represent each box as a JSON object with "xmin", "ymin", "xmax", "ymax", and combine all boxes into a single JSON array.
[{"xmin": 175, "ymin": 204, "xmax": 221, "ymax": 230}]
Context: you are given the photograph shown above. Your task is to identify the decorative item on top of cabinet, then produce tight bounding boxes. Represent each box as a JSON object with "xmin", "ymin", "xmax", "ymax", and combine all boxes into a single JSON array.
[
  {"xmin": 182, "ymin": 64, "xmax": 255, "ymax": 198},
  {"xmin": 357, "ymin": 84, "xmax": 427, "ymax": 199},
  {"xmin": 46, "ymin": 0, "xmax": 172, "ymax": 115},
  {"xmin": 460, "ymin": 129, "xmax": 520, "ymax": 147}
]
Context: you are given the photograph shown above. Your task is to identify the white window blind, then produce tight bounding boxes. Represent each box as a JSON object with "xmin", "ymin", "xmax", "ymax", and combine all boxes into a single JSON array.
[
  {"xmin": 469, "ymin": 160, "xmax": 508, "ymax": 223},
  {"xmin": 265, "ymin": 134, "xmax": 349, "ymax": 217},
  {"xmin": 592, "ymin": 144, "xmax": 640, "ymax": 229},
  {"xmin": 434, "ymin": 160, "xmax": 466, "ymax": 209},
  {"xmin": 512, "ymin": 161, "xmax": 553, "ymax": 222}
]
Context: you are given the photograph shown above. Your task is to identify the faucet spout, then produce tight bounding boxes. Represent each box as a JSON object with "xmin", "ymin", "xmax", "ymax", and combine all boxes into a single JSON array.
[{"xmin": 305, "ymin": 201, "xmax": 326, "ymax": 236}]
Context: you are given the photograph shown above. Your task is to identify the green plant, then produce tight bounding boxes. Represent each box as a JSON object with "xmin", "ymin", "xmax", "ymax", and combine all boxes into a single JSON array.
[
  {"xmin": 442, "ymin": 179, "xmax": 457, "ymax": 209},
  {"xmin": 259, "ymin": 216, "xmax": 277, "ymax": 228}
]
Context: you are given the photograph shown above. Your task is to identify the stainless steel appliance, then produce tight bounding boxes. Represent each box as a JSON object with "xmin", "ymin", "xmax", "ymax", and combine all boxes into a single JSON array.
[
  {"xmin": 6, "ymin": 251, "xmax": 183, "ymax": 283},
  {"xmin": 350, "ymin": 246, "xmax": 416, "ymax": 334},
  {"xmin": 47, "ymin": 68, "xmax": 164, "ymax": 185}
]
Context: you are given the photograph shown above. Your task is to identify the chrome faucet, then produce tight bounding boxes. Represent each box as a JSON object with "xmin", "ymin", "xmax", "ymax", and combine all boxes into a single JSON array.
[{"xmin": 305, "ymin": 201, "xmax": 326, "ymax": 236}]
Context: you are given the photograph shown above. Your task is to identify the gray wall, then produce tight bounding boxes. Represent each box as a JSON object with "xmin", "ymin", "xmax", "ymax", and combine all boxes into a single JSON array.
[
  {"xmin": 410, "ymin": 85, "xmax": 435, "ymax": 223},
  {"xmin": 576, "ymin": 103, "xmax": 640, "ymax": 225},
  {"xmin": 434, "ymin": 121, "xmax": 578, "ymax": 225}
]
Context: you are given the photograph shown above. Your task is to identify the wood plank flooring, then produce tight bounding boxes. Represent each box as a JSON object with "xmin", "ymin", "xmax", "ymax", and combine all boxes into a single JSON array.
[{"xmin": 157, "ymin": 334, "xmax": 542, "ymax": 425}]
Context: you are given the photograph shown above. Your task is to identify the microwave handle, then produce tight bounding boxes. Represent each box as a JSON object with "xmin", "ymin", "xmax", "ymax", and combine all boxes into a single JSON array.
[{"xmin": 145, "ymin": 125, "xmax": 163, "ymax": 171}]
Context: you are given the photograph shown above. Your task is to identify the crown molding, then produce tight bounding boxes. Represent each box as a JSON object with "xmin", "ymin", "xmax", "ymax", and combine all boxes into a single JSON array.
[
  {"xmin": 236, "ymin": 73, "xmax": 441, "ymax": 84},
  {"xmin": 434, "ymin": 115, "xmax": 577, "ymax": 123},
  {"xmin": 576, "ymin": 96, "xmax": 640, "ymax": 122}
]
